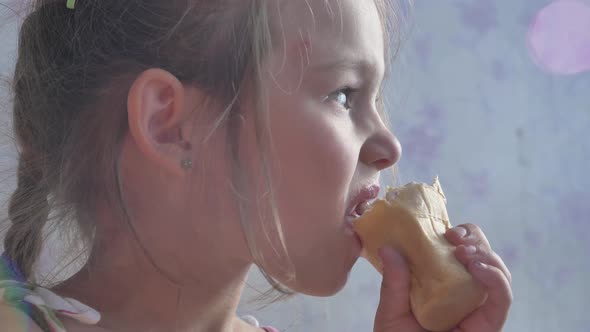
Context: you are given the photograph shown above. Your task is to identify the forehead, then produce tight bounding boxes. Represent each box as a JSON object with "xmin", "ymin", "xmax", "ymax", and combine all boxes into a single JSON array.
[{"xmin": 272, "ymin": 0, "xmax": 385, "ymax": 74}]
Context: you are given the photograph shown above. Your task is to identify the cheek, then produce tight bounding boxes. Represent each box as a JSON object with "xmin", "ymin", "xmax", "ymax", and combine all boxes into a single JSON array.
[
  {"xmin": 271, "ymin": 94, "xmax": 355, "ymax": 177},
  {"xmin": 269, "ymin": 96, "xmax": 358, "ymax": 248},
  {"xmin": 272, "ymin": 104, "xmax": 356, "ymax": 208},
  {"xmin": 244, "ymin": 93, "xmax": 362, "ymax": 292}
]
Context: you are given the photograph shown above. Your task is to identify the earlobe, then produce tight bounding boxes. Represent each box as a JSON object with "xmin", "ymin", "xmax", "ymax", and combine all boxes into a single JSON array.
[{"xmin": 127, "ymin": 68, "xmax": 191, "ymax": 177}]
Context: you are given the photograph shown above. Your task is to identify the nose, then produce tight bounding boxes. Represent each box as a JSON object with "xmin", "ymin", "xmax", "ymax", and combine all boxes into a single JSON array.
[{"xmin": 359, "ymin": 124, "xmax": 402, "ymax": 171}]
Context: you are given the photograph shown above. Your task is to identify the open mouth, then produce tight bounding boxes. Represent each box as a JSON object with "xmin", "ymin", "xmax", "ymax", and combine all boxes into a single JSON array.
[{"xmin": 347, "ymin": 184, "xmax": 380, "ymax": 220}]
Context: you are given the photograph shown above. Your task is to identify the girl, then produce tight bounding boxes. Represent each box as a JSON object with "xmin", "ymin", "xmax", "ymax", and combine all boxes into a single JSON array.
[{"xmin": 0, "ymin": 0, "xmax": 512, "ymax": 331}]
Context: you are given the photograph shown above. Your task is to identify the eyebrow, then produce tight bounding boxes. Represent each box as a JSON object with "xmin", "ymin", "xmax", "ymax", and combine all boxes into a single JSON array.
[
  {"xmin": 310, "ymin": 57, "xmax": 385, "ymax": 87},
  {"xmin": 311, "ymin": 58, "xmax": 380, "ymax": 76}
]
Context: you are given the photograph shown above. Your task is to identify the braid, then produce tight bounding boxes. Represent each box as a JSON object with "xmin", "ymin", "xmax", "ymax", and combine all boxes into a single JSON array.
[{"xmin": 4, "ymin": 152, "xmax": 50, "ymax": 281}]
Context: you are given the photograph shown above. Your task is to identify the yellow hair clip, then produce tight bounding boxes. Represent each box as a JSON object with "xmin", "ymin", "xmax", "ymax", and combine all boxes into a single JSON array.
[{"xmin": 66, "ymin": 0, "xmax": 76, "ymax": 9}]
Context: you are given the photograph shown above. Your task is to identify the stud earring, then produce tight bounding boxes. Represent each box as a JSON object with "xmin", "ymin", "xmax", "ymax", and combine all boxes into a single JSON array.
[{"xmin": 180, "ymin": 159, "xmax": 193, "ymax": 170}]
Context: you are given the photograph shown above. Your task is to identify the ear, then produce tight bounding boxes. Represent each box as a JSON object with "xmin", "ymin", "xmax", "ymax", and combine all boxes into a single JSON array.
[{"xmin": 127, "ymin": 68, "xmax": 196, "ymax": 177}]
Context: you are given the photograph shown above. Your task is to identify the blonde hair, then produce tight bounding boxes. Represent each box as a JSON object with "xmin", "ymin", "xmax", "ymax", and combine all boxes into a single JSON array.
[{"xmin": 1, "ymin": 0, "xmax": 403, "ymax": 299}]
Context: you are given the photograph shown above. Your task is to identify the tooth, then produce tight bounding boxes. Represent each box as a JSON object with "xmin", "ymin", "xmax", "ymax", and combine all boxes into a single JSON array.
[{"xmin": 357, "ymin": 201, "xmax": 371, "ymax": 215}]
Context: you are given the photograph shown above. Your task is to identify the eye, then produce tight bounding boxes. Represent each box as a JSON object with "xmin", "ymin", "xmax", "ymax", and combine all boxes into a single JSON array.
[{"xmin": 326, "ymin": 87, "xmax": 355, "ymax": 110}]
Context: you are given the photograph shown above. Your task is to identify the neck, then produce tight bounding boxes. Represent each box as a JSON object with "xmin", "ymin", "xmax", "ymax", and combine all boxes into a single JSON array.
[{"xmin": 54, "ymin": 223, "xmax": 252, "ymax": 332}]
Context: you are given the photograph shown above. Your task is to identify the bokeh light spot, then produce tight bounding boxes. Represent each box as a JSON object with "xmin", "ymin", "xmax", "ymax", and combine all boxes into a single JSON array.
[{"xmin": 528, "ymin": 0, "xmax": 590, "ymax": 75}]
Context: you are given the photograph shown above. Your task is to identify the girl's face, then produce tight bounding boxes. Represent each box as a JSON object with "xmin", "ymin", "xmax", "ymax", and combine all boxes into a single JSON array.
[{"xmin": 241, "ymin": 0, "xmax": 401, "ymax": 296}]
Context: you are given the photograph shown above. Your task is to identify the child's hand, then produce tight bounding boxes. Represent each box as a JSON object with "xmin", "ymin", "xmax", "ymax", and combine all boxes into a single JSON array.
[{"xmin": 373, "ymin": 223, "xmax": 513, "ymax": 332}]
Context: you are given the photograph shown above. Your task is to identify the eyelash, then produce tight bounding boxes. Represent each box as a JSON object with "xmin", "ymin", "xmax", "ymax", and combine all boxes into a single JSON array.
[{"xmin": 326, "ymin": 86, "xmax": 383, "ymax": 112}]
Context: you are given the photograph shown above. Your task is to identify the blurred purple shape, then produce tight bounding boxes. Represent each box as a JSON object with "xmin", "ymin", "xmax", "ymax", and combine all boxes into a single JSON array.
[
  {"xmin": 457, "ymin": 0, "xmax": 498, "ymax": 36},
  {"xmin": 558, "ymin": 191, "xmax": 590, "ymax": 232},
  {"xmin": 524, "ymin": 230, "xmax": 540, "ymax": 248},
  {"xmin": 528, "ymin": 0, "xmax": 590, "ymax": 75},
  {"xmin": 462, "ymin": 169, "xmax": 491, "ymax": 200},
  {"xmin": 400, "ymin": 103, "xmax": 446, "ymax": 175},
  {"xmin": 496, "ymin": 244, "xmax": 519, "ymax": 267}
]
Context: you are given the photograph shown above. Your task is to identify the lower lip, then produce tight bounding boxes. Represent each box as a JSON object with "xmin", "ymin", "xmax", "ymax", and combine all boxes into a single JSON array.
[{"xmin": 345, "ymin": 216, "xmax": 363, "ymax": 249}]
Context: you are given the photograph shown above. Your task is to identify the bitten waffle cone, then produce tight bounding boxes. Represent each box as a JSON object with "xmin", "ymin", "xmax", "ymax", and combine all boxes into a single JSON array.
[{"xmin": 353, "ymin": 177, "xmax": 487, "ymax": 332}]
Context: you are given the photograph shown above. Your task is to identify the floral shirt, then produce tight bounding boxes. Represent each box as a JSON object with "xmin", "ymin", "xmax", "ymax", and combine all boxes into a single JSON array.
[
  {"xmin": 1, "ymin": 254, "xmax": 278, "ymax": 332},
  {"xmin": 0, "ymin": 279, "xmax": 100, "ymax": 332}
]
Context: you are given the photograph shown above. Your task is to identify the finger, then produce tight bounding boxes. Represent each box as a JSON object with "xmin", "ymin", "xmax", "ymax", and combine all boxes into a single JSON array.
[
  {"xmin": 455, "ymin": 244, "xmax": 512, "ymax": 284},
  {"xmin": 447, "ymin": 223, "xmax": 512, "ymax": 283},
  {"xmin": 465, "ymin": 261, "xmax": 512, "ymax": 331},
  {"xmin": 445, "ymin": 223, "xmax": 491, "ymax": 251},
  {"xmin": 375, "ymin": 247, "xmax": 412, "ymax": 323}
]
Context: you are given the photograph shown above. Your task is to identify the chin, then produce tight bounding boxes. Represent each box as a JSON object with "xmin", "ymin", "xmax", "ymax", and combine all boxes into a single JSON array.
[
  {"xmin": 291, "ymin": 240, "xmax": 361, "ymax": 296},
  {"xmin": 301, "ymin": 271, "xmax": 352, "ymax": 297},
  {"xmin": 287, "ymin": 259, "xmax": 357, "ymax": 297}
]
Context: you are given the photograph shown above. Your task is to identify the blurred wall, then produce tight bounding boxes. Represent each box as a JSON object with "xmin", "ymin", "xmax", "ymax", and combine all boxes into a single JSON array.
[{"xmin": 1, "ymin": 1, "xmax": 589, "ymax": 332}]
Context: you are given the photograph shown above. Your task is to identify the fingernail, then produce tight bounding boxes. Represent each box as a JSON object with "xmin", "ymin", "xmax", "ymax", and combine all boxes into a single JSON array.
[
  {"xmin": 472, "ymin": 261, "xmax": 487, "ymax": 270},
  {"xmin": 464, "ymin": 245, "xmax": 477, "ymax": 255},
  {"xmin": 450, "ymin": 226, "xmax": 467, "ymax": 238}
]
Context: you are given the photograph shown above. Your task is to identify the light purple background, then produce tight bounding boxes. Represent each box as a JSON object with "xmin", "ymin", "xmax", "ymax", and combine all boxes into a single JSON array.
[{"xmin": 1, "ymin": 1, "xmax": 589, "ymax": 331}]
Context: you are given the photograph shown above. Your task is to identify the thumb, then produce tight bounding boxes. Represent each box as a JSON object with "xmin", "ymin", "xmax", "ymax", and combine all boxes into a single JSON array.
[{"xmin": 375, "ymin": 246, "xmax": 413, "ymax": 326}]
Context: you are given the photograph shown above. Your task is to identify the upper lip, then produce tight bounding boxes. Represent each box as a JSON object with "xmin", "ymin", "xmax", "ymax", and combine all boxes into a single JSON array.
[{"xmin": 347, "ymin": 184, "xmax": 381, "ymax": 216}]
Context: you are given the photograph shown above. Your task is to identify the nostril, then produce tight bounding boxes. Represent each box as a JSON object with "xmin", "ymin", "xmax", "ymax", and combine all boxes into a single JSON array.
[
  {"xmin": 375, "ymin": 134, "xmax": 402, "ymax": 170},
  {"xmin": 374, "ymin": 158, "xmax": 392, "ymax": 170}
]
